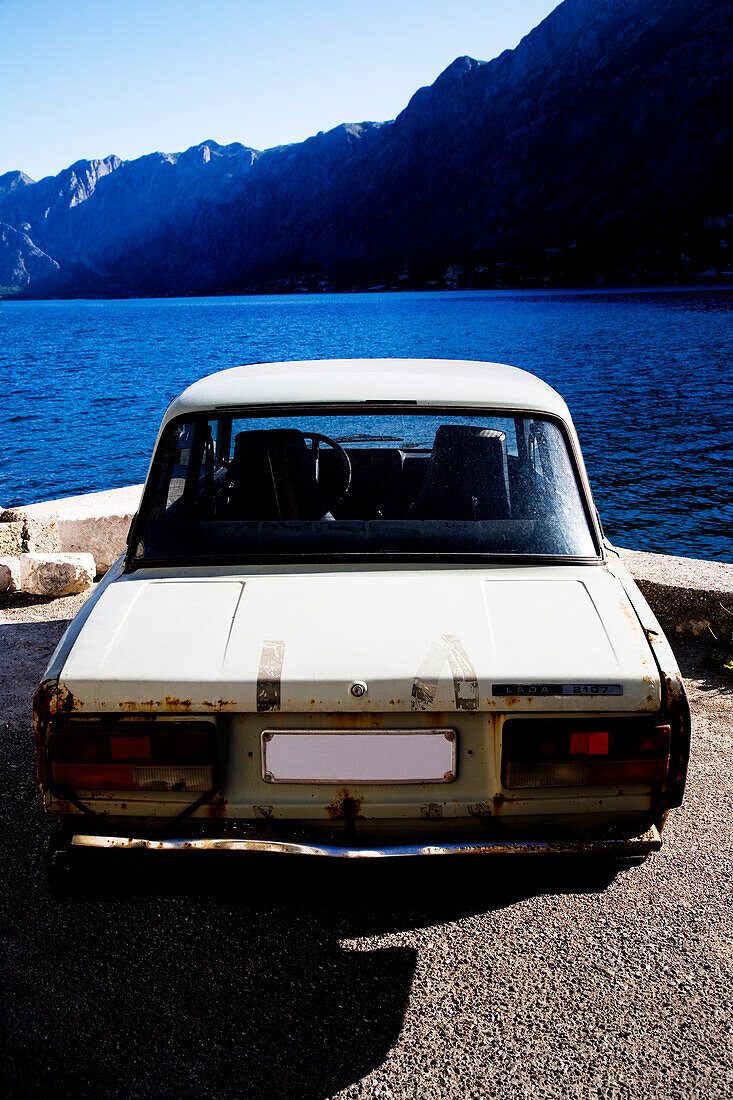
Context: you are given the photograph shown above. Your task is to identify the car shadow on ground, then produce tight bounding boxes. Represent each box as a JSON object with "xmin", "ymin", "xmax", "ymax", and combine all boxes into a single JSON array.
[
  {"xmin": 0, "ymin": 616, "xmax": 624, "ymax": 1099},
  {"xmin": 673, "ymin": 637, "xmax": 733, "ymax": 693},
  {"xmin": 3, "ymin": 849, "xmax": 622, "ymax": 1100}
]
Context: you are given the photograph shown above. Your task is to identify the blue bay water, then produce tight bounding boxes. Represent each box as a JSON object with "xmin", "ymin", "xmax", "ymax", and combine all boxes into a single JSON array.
[{"xmin": 0, "ymin": 288, "xmax": 731, "ymax": 561}]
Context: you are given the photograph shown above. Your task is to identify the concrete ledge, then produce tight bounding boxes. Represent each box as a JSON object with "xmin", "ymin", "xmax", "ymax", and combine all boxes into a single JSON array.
[
  {"xmin": 4, "ymin": 483, "xmax": 733, "ymax": 647},
  {"xmin": 618, "ymin": 547, "xmax": 733, "ymax": 643},
  {"xmin": 11, "ymin": 484, "xmax": 143, "ymax": 575}
]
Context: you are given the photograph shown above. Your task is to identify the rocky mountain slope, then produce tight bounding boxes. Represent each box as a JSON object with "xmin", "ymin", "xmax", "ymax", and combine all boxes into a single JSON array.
[{"xmin": 1, "ymin": 0, "xmax": 730, "ymax": 297}]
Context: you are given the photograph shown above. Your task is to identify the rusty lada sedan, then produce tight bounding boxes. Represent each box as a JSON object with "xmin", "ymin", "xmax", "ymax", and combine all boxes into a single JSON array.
[{"xmin": 34, "ymin": 358, "xmax": 690, "ymax": 878}]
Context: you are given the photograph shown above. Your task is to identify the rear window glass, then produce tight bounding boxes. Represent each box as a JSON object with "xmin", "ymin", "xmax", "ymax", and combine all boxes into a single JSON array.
[{"xmin": 131, "ymin": 410, "xmax": 597, "ymax": 563}]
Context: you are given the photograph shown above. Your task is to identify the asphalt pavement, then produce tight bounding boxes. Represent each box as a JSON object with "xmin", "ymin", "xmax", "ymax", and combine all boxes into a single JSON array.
[{"xmin": 1, "ymin": 609, "xmax": 731, "ymax": 1100}]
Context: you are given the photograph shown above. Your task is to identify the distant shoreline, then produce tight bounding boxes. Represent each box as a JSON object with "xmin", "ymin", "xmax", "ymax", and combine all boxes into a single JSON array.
[{"xmin": 3, "ymin": 282, "xmax": 732, "ymax": 305}]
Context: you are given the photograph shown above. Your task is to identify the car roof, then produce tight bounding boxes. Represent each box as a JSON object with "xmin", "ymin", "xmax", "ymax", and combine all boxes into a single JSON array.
[{"xmin": 162, "ymin": 358, "xmax": 571, "ymax": 426}]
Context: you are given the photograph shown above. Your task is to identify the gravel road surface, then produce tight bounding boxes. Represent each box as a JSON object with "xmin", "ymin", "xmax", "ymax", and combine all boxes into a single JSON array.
[{"xmin": 1, "ymin": 597, "xmax": 731, "ymax": 1100}]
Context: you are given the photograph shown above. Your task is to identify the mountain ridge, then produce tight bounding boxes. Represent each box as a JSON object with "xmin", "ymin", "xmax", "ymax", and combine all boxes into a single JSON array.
[{"xmin": 1, "ymin": 0, "xmax": 730, "ymax": 297}]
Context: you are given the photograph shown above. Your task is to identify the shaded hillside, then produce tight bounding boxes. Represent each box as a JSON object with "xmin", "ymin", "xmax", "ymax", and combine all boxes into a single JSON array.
[
  {"xmin": 0, "ymin": 223, "xmax": 59, "ymax": 293},
  {"xmin": 271, "ymin": 0, "xmax": 732, "ymax": 285},
  {"xmin": 1, "ymin": 0, "xmax": 730, "ymax": 297}
]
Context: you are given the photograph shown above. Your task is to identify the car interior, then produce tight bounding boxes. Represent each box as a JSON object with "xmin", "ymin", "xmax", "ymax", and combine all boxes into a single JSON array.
[
  {"xmin": 224, "ymin": 424, "xmax": 514, "ymax": 523},
  {"xmin": 135, "ymin": 414, "xmax": 598, "ymax": 560}
]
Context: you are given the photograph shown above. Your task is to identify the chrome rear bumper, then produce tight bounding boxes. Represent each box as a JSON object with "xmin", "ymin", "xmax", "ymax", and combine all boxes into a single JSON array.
[{"xmin": 72, "ymin": 825, "xmax": 661, "ymax": 858}]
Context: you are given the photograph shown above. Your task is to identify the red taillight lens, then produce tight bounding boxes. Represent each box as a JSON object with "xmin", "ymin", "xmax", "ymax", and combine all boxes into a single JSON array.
[
  {"xmin": 502, "ymin": 719, "xmax": 671, "ymax": 789},
  {"xmin": 570, "ymin": 730, "xmax": 609, "ymax": 755},
  {"xmin": 49, "ymin": 734, "xmax": 108, "ymax": 763},
  {"xmin": 52, "ymin": 763, "xmax": 135, "ymax": 789},
  {"xmin": 49, "ymin": 724, "xmax": 215, "ymax": 794},
  {"xmin": 110, "ymin": 736, "xmax": 151, "ymax": 762}
]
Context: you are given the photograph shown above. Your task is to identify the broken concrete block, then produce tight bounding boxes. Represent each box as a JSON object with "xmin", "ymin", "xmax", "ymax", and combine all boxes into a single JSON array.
[
  {"xmin": 0, "ymin": 556, "xmax": 21, "ymax": 592},
  {"xmin": 0, "ymin": 509, "xmax": 61, "ymax": 552},
  {"xmin": 0, "ymin": 521, "xmax": 25, "ymax": 556},
  {"xmin": 26, "ymin": 516, "xmax": 61, "ymax": 552},
  {"xmin": 19, "ymin": 553, "xmax": 95, "ymax": 596},
  {"xmin": 18, "ymin": 485, "xmax": 142, "ymax": 575}
]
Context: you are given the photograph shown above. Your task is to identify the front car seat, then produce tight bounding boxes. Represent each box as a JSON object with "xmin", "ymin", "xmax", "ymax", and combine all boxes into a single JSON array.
[
  {"xmin": 409, "ymin": 425, "xmax": 511, "ymax": 520},
  {"xmin": 229, "ymin": 429, "xmax": 332, "ymax": 520}
]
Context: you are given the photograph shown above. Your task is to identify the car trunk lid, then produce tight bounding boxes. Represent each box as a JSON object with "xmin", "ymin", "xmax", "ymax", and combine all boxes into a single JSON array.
[{"xmin": 57, "ymin": 566, "xmax": 661, "ymax": 714}]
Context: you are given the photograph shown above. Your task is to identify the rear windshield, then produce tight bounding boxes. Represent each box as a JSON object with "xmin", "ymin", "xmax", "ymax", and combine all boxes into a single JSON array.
[{"xmin": 130, "ymin": 409, "xmax": 598, "ymax": 564}]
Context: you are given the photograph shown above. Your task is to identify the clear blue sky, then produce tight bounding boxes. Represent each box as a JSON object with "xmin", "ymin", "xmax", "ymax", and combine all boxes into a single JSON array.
[{"xmin": 0, "ymin": 0, "xmax": 560, "ymax": 181}]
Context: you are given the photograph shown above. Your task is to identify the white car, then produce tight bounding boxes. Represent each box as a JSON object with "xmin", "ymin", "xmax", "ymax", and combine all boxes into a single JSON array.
[{"xmin": 34, "ymin": 359, "xmax": 690, "ymax": 875}]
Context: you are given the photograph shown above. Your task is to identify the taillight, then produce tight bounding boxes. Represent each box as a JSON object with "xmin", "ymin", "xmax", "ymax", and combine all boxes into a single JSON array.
[
  {"xmin": 502, "ymin": 719, "xmax": 671, "ymax": 789},
  {"xmin": 110, "ymin": 736, "xmax": 151, "ymax": 762},
  {"xmin": 49, "ymin": 724, "xmax": 216, "ymax": 794},
  {"xmin": 569, "ymin": 730, "xmax": 609, "ymax": 755}
]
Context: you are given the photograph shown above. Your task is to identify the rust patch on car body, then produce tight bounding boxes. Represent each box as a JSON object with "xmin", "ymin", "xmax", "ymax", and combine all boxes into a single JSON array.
[
  {"xmin": 33, "ymin": 679, "xmax": 85, "ymax": 793},
  {"xmin": 116, "ymin": 697, "xmax": 234, "ymax": 713},
  {"xmin": 443, "ymin": 634, "xmax": 479, "ymax": 711},
  {"xmin": 32, "ymin": 677, "xmax": 58, "ymax": 790},
  {"xmin": 410, "ymin": 678, "xmax": 435, "ymax": 710},
  {"xmin": 411, "ymin": 635, "xmax": 479, "ymax": 711},
  {"xmin": 33, "ymin": 677, "xmax": 58, "ymax": 721},
  {"xmin": 164, "ymin": 696, "xmax": 192, "ymax": 710},
  {"xmin": 619, "ymin": 597, "xmax": 640, "ymax": 627},
  {"xmin": 257, "ymin": 640, "xmax": 286, "ymax": 712},
  {"xmin": 58, "ymin": 683, "xmax": 79, "ymax": 712},
  {"xmin": 410, "ymin": 640, "xmax": 445, "ymax": 710},
  {"xmin": 325, "ymin": 788, "xmax": 362, "ymax": 819},
  {"xmin": 661, "ymin": 670, "xmax": 691, "ymax": 807}
]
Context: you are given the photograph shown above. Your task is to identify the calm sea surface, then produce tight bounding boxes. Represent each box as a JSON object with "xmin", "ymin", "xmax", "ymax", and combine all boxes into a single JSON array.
[{"xmin": 1, "ymin": 288, "xmax": 731, "ymax": 561}]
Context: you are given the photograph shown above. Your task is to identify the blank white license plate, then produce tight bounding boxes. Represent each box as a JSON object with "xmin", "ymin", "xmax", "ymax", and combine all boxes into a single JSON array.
[{"xmin": 261, "ymin": 729, "xmax": 456, "ymax": 784}]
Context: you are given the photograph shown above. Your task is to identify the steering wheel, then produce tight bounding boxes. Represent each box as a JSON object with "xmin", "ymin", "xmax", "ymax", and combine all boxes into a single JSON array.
[{"xmin": 301, "ymin": 432, "xmax": 352, "ymax": 508}]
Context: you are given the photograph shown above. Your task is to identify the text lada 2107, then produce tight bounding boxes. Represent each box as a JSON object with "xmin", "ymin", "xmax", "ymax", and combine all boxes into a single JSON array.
[{"xmin": 34, "ymin": 358, "xmax": 690, "ymax": 870}]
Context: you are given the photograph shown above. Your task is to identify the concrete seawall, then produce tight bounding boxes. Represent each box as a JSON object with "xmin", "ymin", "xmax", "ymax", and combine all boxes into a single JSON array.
[
  {"xmin": 2, "ymin": 486, "xmax": 732, "ymax": 646},
  {"xmin": 616, "ymin": 546, "xmax": 733, "ymax": 646}
]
